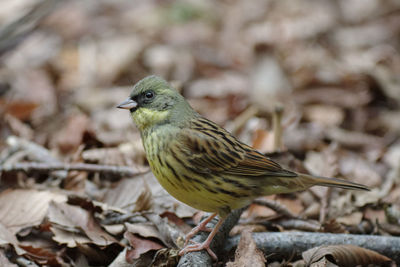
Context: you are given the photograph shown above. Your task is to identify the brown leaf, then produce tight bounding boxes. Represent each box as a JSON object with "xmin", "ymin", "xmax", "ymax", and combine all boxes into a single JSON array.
[
  {"xmin": 0, "ymin": 99, "xmax": 38, "ymax": 120},
  {"xmin": 252, "ymin": 129, "xmax": 274, "ymax": 154},
  {"xmin": 19, "ymin": 245, "xmax": 61, "ymax": 266},
  {"xmin": 125, "ymin": 222, "xmax": 161, "ymax": 240},
  {"xmin": 103, "ymin": 176, "xmax": 152, "ymax": 212},
  {"xmin": 103, "ymin": 173, "xmax": 196, "ymax": 218},
  {"xmin": 302, "ymin": 244, "xmax": 393, "ymax": 266},
  {"xmin": 48, "ymin": 201, "xmax": 117, "ymax": 247},
  {"xmin": 322, "ymin": 220, "xmax": 347, "ymax": 234},
  {"xmin": 124, "ymin": 232, "xmax": 163, "ymax": 262},
  {"xmin": 52, "ymin": 113, "xmax": 90, "ymax": 154},
  {"xmin": 364, "ymin": 207, "xmax": 386, "ymax": 224},
  {"xmin": 336, "ymin": 212, "xmax": 363, "ymax": 226},
  {"xmin": 0, "ymin": 189, "xmax": 66, "ymax": 235},
  {"xmin": 226, "ymin": 229, "xmax": 265, "ymax": 267}
]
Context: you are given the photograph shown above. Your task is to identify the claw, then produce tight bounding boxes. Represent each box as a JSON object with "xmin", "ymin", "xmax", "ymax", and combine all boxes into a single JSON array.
[
  {"xmin": 179, "ymin": 214, "xmax": 225, "ymax": 261},
  {"xmin": 179, "ymin": 241, "xmax": 218, "ymax": 261},
  {"xmin": 183, "ymin": 213, "xmax": 217, "ymax": 246}
]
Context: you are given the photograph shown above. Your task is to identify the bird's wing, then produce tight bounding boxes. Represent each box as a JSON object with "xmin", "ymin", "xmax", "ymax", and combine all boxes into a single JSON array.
[{"xmin": 171, "ymin": 117, "xmax": 296, "ymax": 178}]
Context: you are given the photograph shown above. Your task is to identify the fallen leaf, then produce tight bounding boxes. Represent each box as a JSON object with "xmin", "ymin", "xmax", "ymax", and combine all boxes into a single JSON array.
[
  {"xmin": 0, "ymin": 99, "xmax": 38, "ymax": 120},
  {"xmin": 52, "ymin": 113, "xmax": 91, "ymax": 154},
  {"xmin": 322, "ymin": 220, "xmax": 347, "ymax": 234},
  {"xmin": 103, "ymin": 176, "xmax": 152, "ymax": 212},
  {"xmin": 0, "ymin": 189, "xmax": 66, "ymax": 235},
  {"xmin": 124, "ymin": 232, "xmax": 163, "ymax": 262},
  {"xmin": 125, "ymin": 222, "xmax": 161, "ymax": 240},
  {"xmin": 338, "ymin": 151, "xmax": 383, "ymax": 187},
  {"xmin": 103, "ymin": 173, "xmax": 197, "ymax": 218},
  {"xmin": 302, "ymin": 244, "xmax": 393, "ymax": 266},
  {"xmin": 48, "ymin": 201, "xmax": 117, "ymax": 247},
  {"xmin": 226, "ymin": 229, "xmax": 265, "ymax": 267},
  {"xmin": 364, "ymin": 207, "xmax": 386, "ymax": 224},
  {"xmin": 336, "ymin": 212, "xmax": 363, "ymax": 226},
  {"xmin": 0, "ymin": 222, "xmax": 25, "ymax": 255},
  {"xmin": 19, "ymin": 245, "xmax": 61, "ymax": 266}
]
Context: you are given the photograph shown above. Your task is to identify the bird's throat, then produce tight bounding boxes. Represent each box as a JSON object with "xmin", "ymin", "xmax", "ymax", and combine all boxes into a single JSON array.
[{"xmin": 131, "ymin": 108, "xmax": 170, "ymax": 131}]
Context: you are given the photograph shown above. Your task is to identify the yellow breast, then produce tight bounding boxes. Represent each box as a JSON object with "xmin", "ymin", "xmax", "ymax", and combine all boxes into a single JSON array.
[{"xmin": 143, "ymin": 130, "xmax": 252, "ymax": 214}]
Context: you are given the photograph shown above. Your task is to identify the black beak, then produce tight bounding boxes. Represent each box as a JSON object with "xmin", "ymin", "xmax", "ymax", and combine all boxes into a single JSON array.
[{"xmin": 117, "ymin": 98, "xmax": 138, "ymax": 110}]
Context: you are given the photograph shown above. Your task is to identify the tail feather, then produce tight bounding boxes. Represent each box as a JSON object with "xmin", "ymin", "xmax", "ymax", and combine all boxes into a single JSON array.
[{"xmin": 299, "ymin": 173, "xmax": 370, "ymax": 191}]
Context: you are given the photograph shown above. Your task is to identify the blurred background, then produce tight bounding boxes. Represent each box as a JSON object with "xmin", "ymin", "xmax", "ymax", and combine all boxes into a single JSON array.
[
  {"xmin": 0, "ymin": 0, "xmax": 400, "ymax": 265},
  {"xmin": 1, "ymin": 0, "xmax": 400, "ymax": 150}
]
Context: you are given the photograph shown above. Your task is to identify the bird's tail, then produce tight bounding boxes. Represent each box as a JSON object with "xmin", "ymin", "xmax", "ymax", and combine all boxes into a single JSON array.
[{"xmin": 298, "ymin": 173, "xmax": 370, "ymax": 191}]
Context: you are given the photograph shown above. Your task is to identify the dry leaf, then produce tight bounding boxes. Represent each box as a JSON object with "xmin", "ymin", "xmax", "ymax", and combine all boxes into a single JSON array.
[
  {"xmin": 124, "ymin": 232, "xmax": 163, "ymax": 262},
  {"xmin": 0, "ymin": 189, "xmax": 66, "ymax": 235},
  {"xmin": 48, "ymin": 201, "xmax": 117, "ymax": 247},
  {"xmin": 52, "ymin": 113, "xmax": 91, "ymax": 153},
  {"xmin": 19, "ymin": 245, "xmax": 61, "ymax": 266},
  {"xmin": 103, "ymin": 176, "xmax": 151, "ymax": 212},
  {"xmin": 0, "ymin": 99, "xmax": 38, "ymax": 120},
  {"xmin": 125, "ymin": 222, "xmax": 161, "ymax": 240},
  {"xmin": 0, "ymin": 222, "xmax": 25, "ymax": 255},
  {"xmin": 104, "ymin": 172, "xmax": 196, "ymax": 218},
  {"xmin": 226, "ymin": 229, "xmax": 265, "ymax": 267},
  {"xmin": 322, "ymin": 220, "xmax": 347, "ymax": 234},
  {"xmin": 336, "ymin": 212, "xmax": 363, "ymax": 226},
  {"xmin": 302, "ymin": 244, "xmax": 393, "ymax": 266},
  {"xmin": 338, "ymin": 151, "xmax": 382, "ymax": 187}
]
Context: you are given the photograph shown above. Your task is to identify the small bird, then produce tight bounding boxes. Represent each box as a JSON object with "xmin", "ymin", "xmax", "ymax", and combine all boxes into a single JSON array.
[{"xmin": 117, "ymin": 75, "xmax": 369, "ymax": 260}]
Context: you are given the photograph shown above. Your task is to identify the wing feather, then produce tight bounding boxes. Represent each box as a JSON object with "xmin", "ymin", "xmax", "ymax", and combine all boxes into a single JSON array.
[{"xmin": 172, "ymin": 117, "xmax": 297, "ymax": 178}]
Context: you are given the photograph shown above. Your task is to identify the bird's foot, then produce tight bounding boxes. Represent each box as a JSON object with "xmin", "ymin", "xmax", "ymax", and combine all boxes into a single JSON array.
[
  {"xmin": 183, "ymin": 225, "xmax": 212, "ymax": 246},
  {"xmin": 179, "ymin": 241, "xmax": 217, "ymax": 261},
  {"xmin": 183, "ymin": 213, "xmax": 216, "ymax": 246}
]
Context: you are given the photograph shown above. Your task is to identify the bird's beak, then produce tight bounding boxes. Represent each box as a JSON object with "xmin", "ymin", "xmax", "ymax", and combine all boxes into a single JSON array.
[{"xmin": 117, "ymin": 98, "xmax": 137, "ymax": 110}]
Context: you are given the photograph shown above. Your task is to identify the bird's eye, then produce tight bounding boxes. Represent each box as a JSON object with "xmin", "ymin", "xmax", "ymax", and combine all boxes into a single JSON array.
[{"xmin": 145, "ymin": 91, "xmax": 154, "ymax": 99}]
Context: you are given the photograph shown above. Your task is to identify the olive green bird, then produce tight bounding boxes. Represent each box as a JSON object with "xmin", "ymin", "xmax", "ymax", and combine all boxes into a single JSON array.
[{"xmin": 117, "ymin": 75, "xmax": 369, "ymax": 260}]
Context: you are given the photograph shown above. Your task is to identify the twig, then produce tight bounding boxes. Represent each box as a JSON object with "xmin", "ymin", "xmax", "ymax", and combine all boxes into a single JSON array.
[
  {"xmin": 178, "ymin": 207, "xmax": 247, "ymax": 266},
  {"xmin": 4, "ymin": 136, "xmax": 68, "ymax": 180},
  {"xmin": 274, "ymin": 219, "xmax": 321, "ymax": 232},
  {"xmin": 223, "ymin": 232, "xmax": 400, "ymax": 263},
  {"xmin": 231, "ymin": 105, "xmax": 258, "ymax": 134},
  {"xmin": 0, "ymin": 162, "xmax": 144, "ymax": 177},
  {"xmin": 252, "ymin": 198, "xmax": 298, "ymax": 219},
  {"xmin": 272, "ymin": 104, "xmax": 284, "ymax": 152},
  {"xmin": 4, "ymin": 136, "xmax": 60, "ymax": 164}
]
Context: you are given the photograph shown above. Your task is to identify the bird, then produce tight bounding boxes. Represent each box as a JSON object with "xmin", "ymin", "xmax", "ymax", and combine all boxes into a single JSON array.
[{"xmin": 117, "ymin": 75, "xmax": 369, "ymax": 260}]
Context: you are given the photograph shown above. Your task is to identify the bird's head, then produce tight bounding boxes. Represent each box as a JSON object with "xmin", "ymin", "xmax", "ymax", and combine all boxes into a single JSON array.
[{"xmin": 117, "ymin": 75, "xmax": 195, "ymax": 131}]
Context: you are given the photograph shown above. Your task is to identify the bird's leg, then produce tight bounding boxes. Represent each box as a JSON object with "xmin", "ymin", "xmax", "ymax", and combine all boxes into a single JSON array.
[
  {"xmin": 179, "ymin": 216, "xmax": 225, "ymax": 261},
  {"xmin": 183, "ymin": 213, "xmax": 217, "ymax": 246}
]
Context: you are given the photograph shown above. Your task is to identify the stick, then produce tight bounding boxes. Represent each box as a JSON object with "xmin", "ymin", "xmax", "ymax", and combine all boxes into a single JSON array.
[
  {"xmin": 223, "ymin": 232, "xmax": 400, "ymax": 263},
  {"xmin": 0, "ymin": 162, "xmax": 144, "ymax": 177},
  {"xmin": 272, "ymin": 104, "xmax": 284, "ymax": 152}
]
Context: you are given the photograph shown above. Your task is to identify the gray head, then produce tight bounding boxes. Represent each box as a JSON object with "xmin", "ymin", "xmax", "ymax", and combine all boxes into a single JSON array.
[{"xmin": 117, "ymin": 75, "xmax": 196, "ymax": 131}]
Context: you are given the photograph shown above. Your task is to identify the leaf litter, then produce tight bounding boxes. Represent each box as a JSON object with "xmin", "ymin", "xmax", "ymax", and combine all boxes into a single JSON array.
[{"xmin": 0, "ymin": 0, "xmax": 400, "ymax": 265}]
